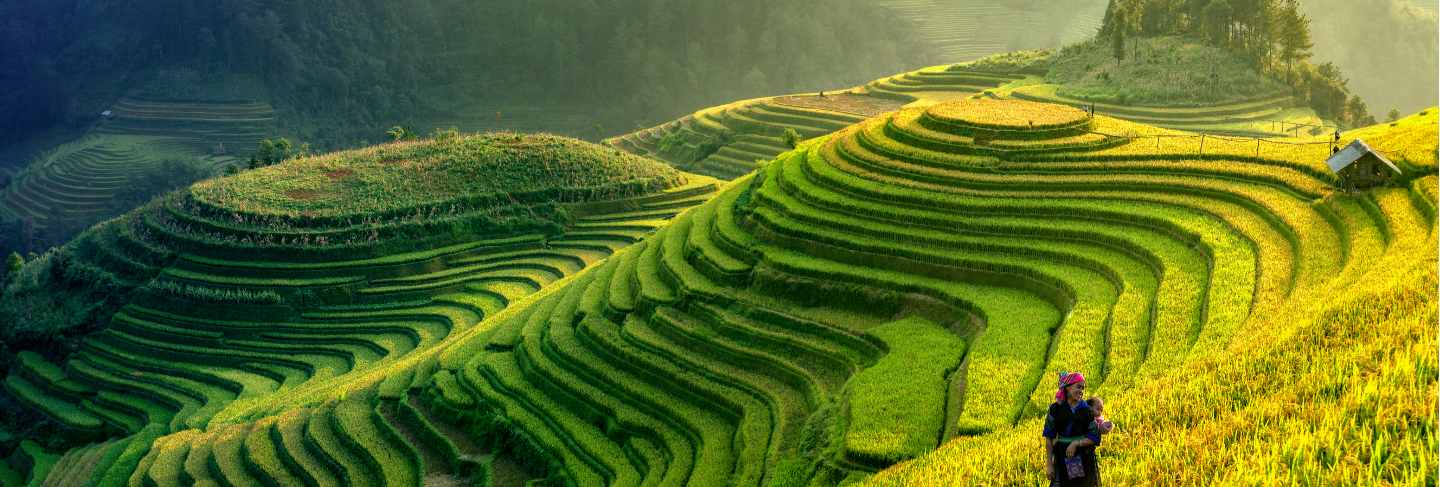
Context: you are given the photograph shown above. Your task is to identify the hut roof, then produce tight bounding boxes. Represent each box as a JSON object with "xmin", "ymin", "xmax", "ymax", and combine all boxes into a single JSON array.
[{"xmin": 1325, "ymin": 139, "xmax": 1401, "ymax": 174}]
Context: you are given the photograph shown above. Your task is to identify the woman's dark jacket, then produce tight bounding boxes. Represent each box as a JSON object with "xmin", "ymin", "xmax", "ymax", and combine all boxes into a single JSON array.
[{"xmin": 1043, "ymin": 400, "xmax": 1102, "ymax": 487}]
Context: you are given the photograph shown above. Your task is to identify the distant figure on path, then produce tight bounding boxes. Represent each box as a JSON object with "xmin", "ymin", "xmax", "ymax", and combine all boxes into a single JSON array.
[{"xmin": 1043, "ymin": 371, "xmax": 1102, "ymax": 486}]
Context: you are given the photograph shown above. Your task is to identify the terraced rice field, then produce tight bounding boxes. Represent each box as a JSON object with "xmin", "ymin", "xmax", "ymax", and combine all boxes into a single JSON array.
[
  {"xmin": 605, "ymin": 97, "xmax": 877, "ymax": 180},
  {"xmin": 97, "ymin": 98, "xmax": 276, "ymax": 154},
  {"xmin": 3, "ymin": 134, "xmax": 718, "ymax": 486},
  {"xmin": 606, "ymin": 65, "xmax": 1025, "ymax": 180},
  {"xmin": 0, "ymin": 135, "xmax": 201, "ymax": 237},
  {"xmin": 1, "ymin": 99, "xmax": 274, "ymax": 243},
  {"xmin": 875, "ymin": 0, "xmax": 1108, "ymax": 61},
  {"xmin": 412, "ymin": 100, "xmax": 1430, "ymax": 484},
  {"xmin": 1008, "ymin": 83, "xmax": 1323, "ymax": 137},
  {"xmin": 6, "ymin": 95, "xmax": 1434, "ymax": 485}
]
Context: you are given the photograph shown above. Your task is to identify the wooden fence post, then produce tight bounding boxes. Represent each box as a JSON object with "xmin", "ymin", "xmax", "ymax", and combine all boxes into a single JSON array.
[{"xmin": 1198, "ymin": 134, "xmax": 1205, "ymax": 156}]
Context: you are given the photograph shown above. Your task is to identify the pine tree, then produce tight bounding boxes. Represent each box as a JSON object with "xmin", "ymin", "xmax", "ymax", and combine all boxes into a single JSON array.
[
  {"xmin": 1203, "ymin": 0, "xmax": 1234, "ymax": 45},
  {"xmin": 1112, "ymin": 19, "xmax": 1127, "ymax": 61},
  {"xmin": 1276, "ymin": 0, "xmax": 1313, "ymax": 84}
]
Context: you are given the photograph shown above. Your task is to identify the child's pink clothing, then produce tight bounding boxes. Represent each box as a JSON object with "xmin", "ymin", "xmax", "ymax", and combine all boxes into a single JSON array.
[{"xmin": 1095, "ymin": 416, "xmax": 1114, "ymax": 434}]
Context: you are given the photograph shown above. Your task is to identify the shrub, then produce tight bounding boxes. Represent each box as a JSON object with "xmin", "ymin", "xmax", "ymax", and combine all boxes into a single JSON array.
[
  {"xmin": 387, "ymin": 125, "xmax": 416, "ymax": 141},
  {"xmin": 783, "ymin": 128, "xmax": 802, "ymax": 149}
]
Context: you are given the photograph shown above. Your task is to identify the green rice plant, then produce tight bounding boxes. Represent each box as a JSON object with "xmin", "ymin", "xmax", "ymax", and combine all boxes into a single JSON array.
[
  {"xmin": 756, "ymin": 157, "xmax": 1154, "ymax": 403},
  {"xmin": 304, "ymin": 405, "xmax": 378, "ymax": 487},
  {"xmin": 67, "ymin": 359, "xmax": 200, "ymax": 433},
  {"xmin": 682, "ymin": 198, "xmax": 753, "ymax": 284},
  {"xmin": 207, "ymin": 422, "xmax": 265, "ymax": 487},
  {"xmin": 137, "ymin": 280, "xmax": 284, "ymax": 305},
  {"xmin": 565, "ymin": 315, "xmax": 746, "ymax": 484},
  {"xmin": 496, "ymin": 309, "xmax": 699, "ymax": 486},
  {"xmin": 806, "ymin": 133, "xmax": 1267, "ymax": 365},
  {"xmin": 753, "ymin": 190, "xmax": 1122, "ymax": 422},
  {"xmin": 462, "ymin": 354, "xmax": 601, "ymax": 486},
  {"xmin": 17, "ymin": 441, "xmax": 60, "ymax": 487},
  {"xmin": 241, "ymin": 417, "xmax": 310, "ymax": 487},
  {"xmin": 91, "ymin": 424, "xmax": 164, "ymax": 487},
  {"xmin": 272, "ymin": 408, "xmax": 340, "ymax": 487},
  {"xmin": 142, "ymin": 430, "xmax": 195, "ymax": 487},
  {"xmin": 3, "ymin": 374, "xmax": 106, "ymax": 433},
  {"xmin": 395, "ymin": 396, "xmax": 462, "ymax": 475},
  {"xmin": 30, "ymin": 440, "xmax": 98, "ymax": 486},
  {"xmin": 604, "ymin": 242, "xmax": 644, "ymax": 318},
  {"xmin": 803, "ymin": 139, "xmax": 1264, "ymax": 378},
  {"xmin": 631, "ymin": 306, "xmax": 819, "ymax": 474},
  {"xmin": 330, "ymin": 398, "xmax": 421, "ymax": 487},
  {"xmin": 843, "ymin": 318, "xmax": 965, "ymax": 467}
]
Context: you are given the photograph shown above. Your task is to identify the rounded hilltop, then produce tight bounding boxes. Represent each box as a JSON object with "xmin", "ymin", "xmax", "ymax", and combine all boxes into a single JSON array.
[
  {"xmin": 193, "ymin": 132, "xmax": 685, "ymax": 221},
  {"xmin": 924, "ymin": 98, "xmax": 1090, "ymax": 131},
  {"xmin": 884, "ymin": 98, "xmax": 1122, "ymax": 158},
  {"xmin": 0, "ymin": 131, "xmax": 708, "ymax": 351}
]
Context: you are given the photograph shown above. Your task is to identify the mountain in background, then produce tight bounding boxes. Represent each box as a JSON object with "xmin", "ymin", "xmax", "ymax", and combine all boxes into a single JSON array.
[{"xmin": 1302, "ymin": 0, "xmax": 1438, "ymax": 117}]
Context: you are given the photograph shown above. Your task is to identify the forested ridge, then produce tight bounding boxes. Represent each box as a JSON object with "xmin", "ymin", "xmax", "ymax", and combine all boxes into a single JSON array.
[
  {"xmin": 1099, "ymin": 0, "xmax": 1389, "ymax": 126},
  {"xmin": 0, "ymin": 0, "xmax": 929, "ymax": 152}
]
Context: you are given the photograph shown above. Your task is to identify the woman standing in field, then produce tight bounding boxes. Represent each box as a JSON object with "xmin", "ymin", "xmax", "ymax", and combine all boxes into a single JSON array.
[{"xmin": 1043, "ymin": 371, "xmax": 1102, "ymax": 486}]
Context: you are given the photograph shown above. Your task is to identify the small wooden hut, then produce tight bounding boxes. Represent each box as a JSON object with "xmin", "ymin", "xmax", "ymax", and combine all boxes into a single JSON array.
[{"xmin": 1325, "ymin": 139, "xmax": 1400, "ymax": 190}]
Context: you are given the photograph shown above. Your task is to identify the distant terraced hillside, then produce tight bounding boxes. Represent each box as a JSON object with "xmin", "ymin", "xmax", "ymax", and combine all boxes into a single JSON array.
[
  {"xmin": 876, "ymin": 0, "xmax": 1108, "ymax": 61},
  {"xmin": 0, "ymin": 99, "xmax": 276, "ymax": 245},
  {"xmin": 607, "ymin": 52, "xmax": 1323, "ymax": 182},
  {"xmin": 98, "ymin": 99, "xmax": 276, "ymax": 154},
  {"xmin": 606, "ymin": 65, "xmax": 1027, "ymax": 180},
  {"xmin": 0, "ymin": 136, "xmax": 195, "ymax": 239},
  {"xmin": 0, "ymin": 133, "xmax": 717, "ymax": 486},
  {"xmin": 1007, "ymin": 84, "xmax": 1317, "ymax": 137}
]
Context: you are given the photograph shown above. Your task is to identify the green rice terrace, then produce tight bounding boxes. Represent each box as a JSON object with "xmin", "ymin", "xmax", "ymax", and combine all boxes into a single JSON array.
[
  {"xmin": 1, "ymin": 136, "xmax": 189, "ymax": 235},
  {"xmin": 1, "ymin": 99, "xmax": 276, "ymax": 243},
  {"xmin": 608, "ymin": 44, "xmax": 1332, "ymax": 182},
  {"xmin": 0, "ymin": 133, "xmax": 717, "ymax": 486},
  {"xmin": 604, "ymin": 64, "xmax": 1031, "ymax": 180},
  {"xmin": 96, "ymin": 99, "xmax": 276, "ymax": 155},
  {"xmin": 2, "ymin": 88, "xmax": 1433, "ymax": 484}
]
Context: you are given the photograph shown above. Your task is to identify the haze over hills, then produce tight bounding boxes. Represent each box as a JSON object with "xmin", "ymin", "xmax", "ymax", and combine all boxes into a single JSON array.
[
  {"xmin": 1301, "ymin": 0, "xmax": 1439, "ymax": 117},
  {"xmin": 0, "ymin": 0, "xmax": 1116, "ymax": 260}
]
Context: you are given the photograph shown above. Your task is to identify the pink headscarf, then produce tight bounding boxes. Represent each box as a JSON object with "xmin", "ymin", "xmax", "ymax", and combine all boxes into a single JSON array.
[{"xmin": 1056, "ymin": 371, "xmax": 1085, "ymax": 403}]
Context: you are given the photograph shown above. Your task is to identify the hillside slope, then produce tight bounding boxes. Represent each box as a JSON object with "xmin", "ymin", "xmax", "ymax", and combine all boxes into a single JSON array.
[
  {"xmin": 609, "ymin": 46, "xmax": 1338, "ymax": 182},
  {"xmin": 0, "ymin": 134, "xmax": 718, "ymax": 484},
  {"xmin": 4, "ymin": 101, "xmax": 1434, "ymax": 487},
  {"xmin": 0, "ymin": 99, "xmax": 274, "ymax": 249},
  {"xmin": 867, "ymin": 113, "xmax": 1438, "ymax": 485},
  {"xmin": 419, "ymin": 102, "xmax": 1427, "ymax": 484}
]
